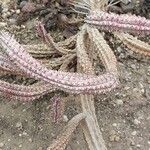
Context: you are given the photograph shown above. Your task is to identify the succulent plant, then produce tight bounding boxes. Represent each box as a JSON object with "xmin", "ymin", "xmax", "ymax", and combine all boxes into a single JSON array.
[{"xmin": 0, "ymin": 0, "xmax": 149, "ymax": 149}]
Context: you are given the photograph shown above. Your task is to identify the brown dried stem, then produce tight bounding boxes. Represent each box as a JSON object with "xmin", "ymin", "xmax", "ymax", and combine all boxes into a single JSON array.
[
  {"xmin": 76, "ymin": 25, "xmax": 107, "ymax": 150},
  {"xmin": 47, "ymin": 113, "xmax": 86, "ymax": 150},
  {"xmin": 114, "ymin": 32, "xmax": 150, "ymax": 56}
]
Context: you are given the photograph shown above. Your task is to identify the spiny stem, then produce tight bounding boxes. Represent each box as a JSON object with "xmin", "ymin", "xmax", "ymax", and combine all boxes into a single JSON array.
[
  {"xmin": 0, "ymin": 31, "xmax": 119, "ymax": 94},
  {"xmin": 85, "ymin": 11, "xmax": 150, "ymax": 35},
  {"xmin": 47, "ymin": 113, "xmax": 86, "ymax": 150},
  {"xmin": 114, "ymin": 32, "xmax": 150, "ymax": 56}
]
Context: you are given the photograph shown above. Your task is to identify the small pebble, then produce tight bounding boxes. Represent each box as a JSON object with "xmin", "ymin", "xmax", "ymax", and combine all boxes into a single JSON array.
[
  {"xmin": 21, "ymin": 25, "xmax": 26, "ymax": 29},
  {"xmin": 2, "ymin": 13, "xmax": 7, "ymax": 19},
  {"xmin": 2, "ymin": 7, "xmax": 8, "ymax": 14},
  {"xmin": 115, "ymin": 136, "xmax": 120, "ymax": 142},
  {"xmin": 116, "ymin": 99, "xmax": 123, "ymax": 105},
  {"xmin": 63, "ymin": 115, "xmax": 69, "ymax": 122},
  {"xmin": 22, "ymin": 131, "xmax": 27, "ymax": 136},
  {"xmin": 133, "ymin": 119, "xmax": 140, "ymax": 125},
  {"xmin": 5, "ymin": 11, "xmax": 11, "ymax": 17},
  {"xmin": 16, "ymin": 9, "xmax": 20, "ymax": 14},
  {"xmin": 19, "ymin": 144, "xmax": 22, "ymax": 148},
  {"xmin": 8, "ymin": 18, "xmax": 17, "ymax": 25},
  {"xmin": 136, "ymin": 144, "xmax": 141, "ymax": 148},
  {"xmin": 131, "ymin": 131, "xmax": 137, "ymax": 136},
  {"xmin": 22, "ymin": 109, "xmax": 26, "ymax": 112},
  {"xmin": 130, "ymin": 64, "xmax": 136, "ymax": 70},
  {"xmin": 112, "ymin": 123, "xmax": 117, "ymax": 127},
  {"xmin": 124, "ymin": 86, "xmax": 130, "ymax": 90},
  {"xmin": 10, "ymin": 9, "xmax": 15, "ymax": 13},
  {"xmin": 117, "ymin": 47, "xmax": 123, "ymax": 53},
  {"xmin": 28, "ymin": 138, "xmax": 33, "ymax": 143},
  {"xmin": 0, "ymin": 143, "xmax": 4, "ymax": 148},
  {"xmin": 0, "ymin": 22, "xmax": 7, "ymax": 27},
  {"xmin": 16, "ymin": 122, "xmax": 22, "ymax": 128},
  {"xmin": 109, "ymin": 134, "xmax": 120, "ymax": 142}
]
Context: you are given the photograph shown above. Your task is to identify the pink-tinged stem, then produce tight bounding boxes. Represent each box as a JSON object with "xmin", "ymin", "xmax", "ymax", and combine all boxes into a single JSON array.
[
  {"xmin": 0, "ymin": 80, "xmax": 55, "ymax": 101},
  {"xmin": 36, "ymin": 22, "xmax": 48, "ymax": 43},
  {"xmin": 85, "ymin": 11, "xmax": 150, "ymax": 35},
  {"xmin": 36, "ymin": 22, "xmax": 71, "ymax": 55},
  {"xmin": 0, "ymin": 32, "xmax": 119, "ymax": 94},
  {"xmin": 51, "ymin": 94, "xmax": 64, "ymax": 123},
  {"xmin": 0, "ymin": 55, "xmax": 22, "ymax": 74}
]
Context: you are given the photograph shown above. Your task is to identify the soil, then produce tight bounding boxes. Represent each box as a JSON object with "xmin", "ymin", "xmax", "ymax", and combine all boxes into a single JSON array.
[{"xmin": 0, "ymin": 1, "xmax": 150, "ymax": 150}]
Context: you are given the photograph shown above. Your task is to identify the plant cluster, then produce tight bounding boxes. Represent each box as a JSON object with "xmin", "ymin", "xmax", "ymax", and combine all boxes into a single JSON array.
[{"xmin": 0, "ymin": 0, "xmax": 150, "ymax": 149}]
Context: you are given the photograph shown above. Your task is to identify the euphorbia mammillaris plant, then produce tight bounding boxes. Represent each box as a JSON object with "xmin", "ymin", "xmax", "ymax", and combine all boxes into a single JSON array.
[
  {"xmin": 0, "ymin": 31, "xmax": 118, "ymax": 94},
  {"xmin": 0, "ymin": 0, "xmax": 150, "ymax": 150}
]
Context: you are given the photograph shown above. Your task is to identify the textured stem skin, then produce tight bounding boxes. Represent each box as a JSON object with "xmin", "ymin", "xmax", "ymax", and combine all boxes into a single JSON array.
[
  {"xmin": 76, "ymin": 25, "xmax": 107, "ymax": 150},
  {"xmin": 0, "ymin": 52, "xmax": 25, "ymax": 75},
  {"xmin": 47, "ymin": 113, "xmax": 86, "ymax": 150},
  {"xmin": 51, "ymin": 94, "xmax": 65, "ymax": 123},
  {"xmin": 1, "ymin": 0, "xmax": 149, "ymax": 149},
  {"xmin": 0, "ymin": 31, "xmax": 119, "ymax": 94},
  {"xmin": 36, "ymin": 22, "xmax": 74, "ymax": 54},
  {"xmin": 114, "ymin": 32, "xmax": 150, "ymax": 56},
  {"xmin": 0, "ymin": 80, "xmax": 55, "ymax": 101},
  {"xmin": 86, "ymin": 26, "xmax": 118, "ymax": 75},
  {"xmin": 85, "ymin": 11, "xmax": 150, "ymax": 35}
]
